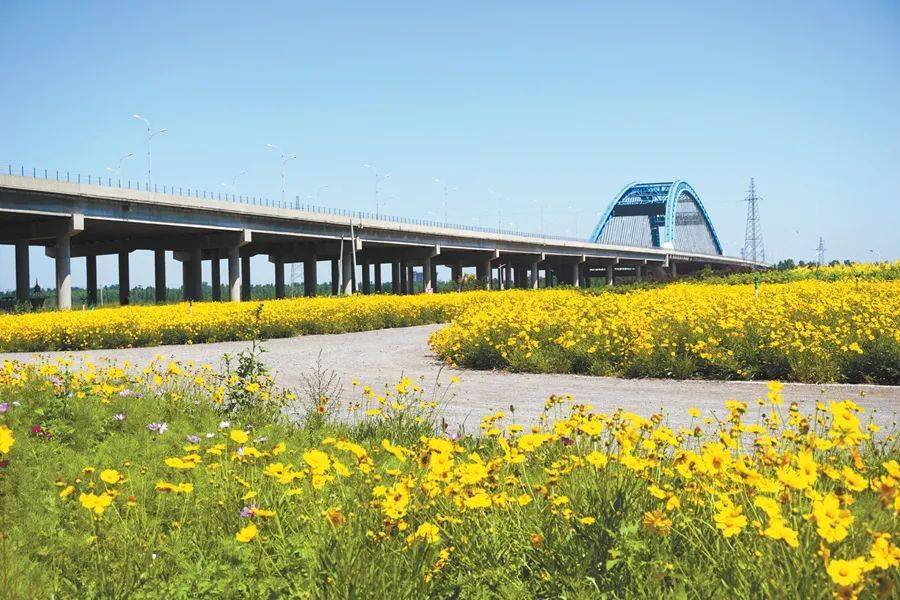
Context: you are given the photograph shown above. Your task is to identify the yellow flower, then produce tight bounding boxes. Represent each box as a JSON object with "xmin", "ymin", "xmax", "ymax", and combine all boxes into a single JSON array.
[
  {"xmin": 0, "ymin": 424, "xmax": 14, "ymax": 454},
  {"xmin": 713, "ymin": 501, "xmax": 747, "ymax": 538},
  {"xmin": 826, "ymin": 557, "xmax": 867, "ymax": 587},
  {"xmin": 812, "ymin": 493, "xmax": 853, "ymax": 543},
  {"xmin": 59, "ymin": 485, "xmax": 75, "ymax": 498},
  {"xmin": 578, "ymin": 517, "xmax": 596, "ymax": 525},
  {"xmin": 869, "ymin": 533, "xmax": 900, "ymax": 569},
  {"xmin": 381, "ymin": 439, "xmax": 408, "ymax": 462},
  {"xmin": 517, "ymin": 433, "xmax": 551, "ymax": 453},
  {"xmin": 155, "ymin": 481, "xmax": 193, "ymax": 494},
  {"xmin": 303, "ymin": 449, "xmax": 331, "ymax": 475},
  {"xmin": 413, "ymin": 522, "xmax": 441, "ymax": 544},
  {"xmin": 78, "ymin": 492, "xmax": 114, "ymax": 516},
  {"xmin": 585, "ymin": 451, "xmax": 608, "ymax": 469},
  {"xmin": 100, "ymin": 469, "xmax": 123, "ymax": 484},
  {"xmin": 463, "ymin": 490, "xmax": 492, "ymax": 510},
  {"xmin": 235, "ymin": 523, "xmax": 258, "ymax": 543},
  {"xmin": 230, "ymin": 430, "xmax": 249, "ymax": 444},
  {"xmin": 642, "ymin": 510, "xmax": 672, "ymax": 536}
]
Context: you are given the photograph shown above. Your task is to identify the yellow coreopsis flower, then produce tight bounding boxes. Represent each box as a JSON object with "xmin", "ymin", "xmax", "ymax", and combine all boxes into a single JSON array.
[{"xmin": 235, "ymin": 523, "xmax": 258, "ymax": 543}]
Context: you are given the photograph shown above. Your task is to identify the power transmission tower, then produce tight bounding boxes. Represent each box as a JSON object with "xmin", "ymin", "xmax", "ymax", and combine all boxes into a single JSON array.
[
  {"xmin": 816, "ymin": 237, "xmax": 826, "ymax": 266},
  {"xmin": 741, "ymin": 178, "xmax": 765, "ymax": 263}
]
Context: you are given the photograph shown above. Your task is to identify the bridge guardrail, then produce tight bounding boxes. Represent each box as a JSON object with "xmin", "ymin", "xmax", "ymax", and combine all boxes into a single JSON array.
[{"xmin": 4, "ymin": 163, "xmax": 584, "ymax": 243}]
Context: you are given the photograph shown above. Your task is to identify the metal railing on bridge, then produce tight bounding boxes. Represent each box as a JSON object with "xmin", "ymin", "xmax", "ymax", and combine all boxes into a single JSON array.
[{"xmin": 4, "ymin": 163, "xmax": 584, "ymax": 243}]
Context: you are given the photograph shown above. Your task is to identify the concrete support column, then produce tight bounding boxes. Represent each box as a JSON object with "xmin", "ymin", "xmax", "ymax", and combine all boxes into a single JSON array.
[
  {"xmin": 374, "ymin": 263, "xmax": 382, "ymax": 292},
  {"xmin": 228, "ymin": 246, "xmax": 241, "ymax": 302},
  {"xmin": 451, "ymin": 263, "xmax": 462, "ymax": 290},
  {"xmin": 303, "ymin": 255, "xmax": 317, "ymax": 297},
  {"xmin": 572, "ymin": 263, "xmax": 581, "ymax": 288},
  {"xmin": 362, "ymin": 263, "xmax": 371, "ymax": 294},
  {"xmin": 430, "ymin": 262, "xmax": 438, "ymax": 292},
  {"xmin": 392, "ymin": 262, "xmax": 401, "ymax": 294},
  {"xmin": 241, "ymin": 255, "xmax": 251, "ymax": 300},
  {"xmin": 399, "ymin": 261, "xmax": 408, "ymax": 294},
  {"xmin": 504, "ymin": 266, "xmax": 513, "ymax": 290},
  {"xmin": 85, "ymin": 254, "xmax": 98, "ymax": 306},
  {"xmin": 423, "ymin": 256, "xmax": 433, "ymax": 293},
  {"xmin": 188, "ymin": 248, "xmax": 202, "ymax": 301},
  {"xmin": 477, "ymin": 260, "xmax": 491, "ymax": 289},
  {"xmin": 330, "ymin": 260, "xmax": 339, "ymax": 295},
  {"xmin": 55, "ymin": 234, "xmax": 72, "ymax": 310},
  {"xmin": 211, "ymin": 251, "xmax": 221, "ymax": 301},
  {"xmin": 670, "ymin": 262, "xmax": 678, "ymax": 279},
  {"xmin": 341, "ymin": 242, "xmax": 353, "ymax": 295},
  {"xmin": 154, "ymin": 250, "xmax": 166, "ymax": 303},
  {"xmin": 407, "ymin": 264, "xmax": 415, "ymax": 294},
  {"xmin": 606, "ymin": 264, "xmax": 614, "ymax": 286},
  {"xmin": 272, "ymin": 257, "xmax": 285, "ymax": 299},
  {"xmin": 635, "ymin": 266, "xmax": 642, "ymax": 283},
  {"xmin": 530, "ymin": 262, "xmax": 540, "ymax": 289},
  {"xmin": 14, "ymin": 241, "xmax": 29, "ymax": 302},
  {"xmin": 118, "ymin": 250, "xmax": 130, "ymax": 306}
]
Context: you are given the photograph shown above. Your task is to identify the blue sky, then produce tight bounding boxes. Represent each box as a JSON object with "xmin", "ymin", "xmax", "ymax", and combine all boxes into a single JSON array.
[{"xmin": 2, "ymin": 1, "xmax": 898, "ymax": 288}]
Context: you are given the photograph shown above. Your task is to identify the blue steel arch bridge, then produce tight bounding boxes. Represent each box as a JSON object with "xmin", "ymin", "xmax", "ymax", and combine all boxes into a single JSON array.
[{"xmin": 589, "ymin": 180, "xmax": 723, "ymax": 255}]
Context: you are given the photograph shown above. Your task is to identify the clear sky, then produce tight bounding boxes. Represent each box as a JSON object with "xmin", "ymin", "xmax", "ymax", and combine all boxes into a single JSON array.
[{"xmin": 2, "ymin": 1, "xmax": 898, "ymax": 289}]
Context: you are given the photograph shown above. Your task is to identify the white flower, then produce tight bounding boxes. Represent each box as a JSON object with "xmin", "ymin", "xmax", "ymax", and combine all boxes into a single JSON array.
[{"xmin": 219, "ymin": 420, "xmax": 231, "ymax": 429}]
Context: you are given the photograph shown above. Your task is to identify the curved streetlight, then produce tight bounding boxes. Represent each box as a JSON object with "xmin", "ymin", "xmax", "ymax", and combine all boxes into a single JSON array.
[
  {"xmin": 132, "ymin": 114, "xmax": 166, "ymax": 187},
  {"xmin": 267, "ymin": 144, "xmax": 297, "ymax": 204},
  {"xmin": 106, "ymin": 152, "xmax": 133, "ymax": 177},
  {"xmin": 363, "ymin": 164, "xmax": 389, "ymax": 218}
]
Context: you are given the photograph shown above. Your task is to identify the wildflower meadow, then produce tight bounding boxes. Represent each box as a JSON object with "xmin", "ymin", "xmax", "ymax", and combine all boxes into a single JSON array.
[{"xmin": 0, "ymin": 354, "xmax": 897, "ymax": 598}]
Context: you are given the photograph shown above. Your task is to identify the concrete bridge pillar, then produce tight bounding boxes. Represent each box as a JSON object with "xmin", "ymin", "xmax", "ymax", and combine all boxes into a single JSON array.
[
  {"xmin": 241, "ymin": 255, "xmax": 251, "ymax": 300},
  {"xmin": 398, "ymin": 261, "xmax": 407, "ymax": 294},
  {"xmin": 571, "ymin": 263, "xmax": 581, "ymax": 288},
  {"xmin": 118, "ymin": 250, "xmax": 130, "ymax": 306},
  {"xmin": 189, "ymin": 249, "xmax": 202, "ymax": 300},
  {"xmin": 330, "ymin": 259, "xmax": 339, "ymax": 295},
  {"xmin": 670, "ymin": 262, "xmax": 678, "ymax": 278},
  {"xmin": 154, "ymin": 250, "xmax": 166, "ymax": 303},
  {"xmin": 227, "ymin": 246, "xmax": 241, "ymax": 302},
  {"xmin": 15, "ymin": 241, "xmax": 29, "ymax": 302},
  {"xmin": 391, "ymin": 262, "xmax": 401, "ymax": 294},
  {"xmin": 431, "ymin": 262, "xmax": 438, "ymax": 292},
  {"xmin": 407, "ymin": 264, "xmax": 415, "ymax": 294},
  {"xmin": 55, "ymin": 234, "xmax": 72, "ymax": 310},
  {"xmin": 451, "ymin": 263, "xmax": 462, "ymax": 290},
  {"xmin": 211, "ymin": 251, "xmax": 221, "ymax": 301},
  {"xmin": 423, "ymin": 256, "xmax": 433, "ymax": 293},
  {"xmin": 362, "ymin": 263, "xmax": 371, "ymax": 294},
  {"xmin": 303, "ymin": 255, "xmax": 317, "ymax": 297},
  {"xmin": 374, "ymin": 263, "xmax": 382, "ymax": 292},
  {"xmin": 606, "ymin": 264, "xmax": 614, "ymax": 286},
  {"xmin": 341, "ymin": 242, "xmax": 354, "ymax": 296},
  {"xmin": 86, "ymin": 254, "xmax": 98, "ymax": 306},
  {"xmin": 635, "ymin": 266, "xmax": 642, "ymax": 283},
  {"xmin": 530, "ymin": 262, "xmax": 539, "ymax": 289},
  {"xmin": 477, "ymin": 259, "xmax": 492, "ymax": 289},
  {"xmin": 274, "ymin": 256, "xmax": 285, "ymax": 299},
  {"xmin": 503, "ymin": 265, "xmax": 513, "ymax": 290}
]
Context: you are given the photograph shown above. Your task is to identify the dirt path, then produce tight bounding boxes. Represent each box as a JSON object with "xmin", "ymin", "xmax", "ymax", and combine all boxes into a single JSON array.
[{"xmin": 3, "ymin": 324, "xmax": 897, "ymax": 432}]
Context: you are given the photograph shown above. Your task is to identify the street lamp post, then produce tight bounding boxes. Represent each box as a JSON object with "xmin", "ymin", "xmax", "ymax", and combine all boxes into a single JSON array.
[
  {"xmin": 106, "ymin": 152, "xmax": 133, "ymax": 178},
  {"xmin": 132, "ymin": 115, "xmax": 166, "ymax": 188},
  {"xmin": 221, "ymin": 170, "xmax": 247, "ymax": 198},
  {"xmin": 363, "ymin": 164, "xmax": 389, "ymax": 218},
  {"xmin": 267, "ymin": 144, "xmax": 297, "ymax": 204},
  {"xmin": 434, "ymin": 179, "xmax": 458, "ymax": 224}
]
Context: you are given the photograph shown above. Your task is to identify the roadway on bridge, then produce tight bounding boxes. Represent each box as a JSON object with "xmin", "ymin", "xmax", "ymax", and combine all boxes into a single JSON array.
[{"xmin": 2, "ymin": 324, "xmax": 896, "ymax": 431}]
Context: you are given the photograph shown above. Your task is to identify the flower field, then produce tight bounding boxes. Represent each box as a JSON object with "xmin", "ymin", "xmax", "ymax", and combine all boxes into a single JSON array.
[
  {"xmin": 430, "ymin": 280, "xmax": 900, "ymax": 384},
  {"xmin": 0, "ymin": 357, "xmax": 897, "ymax": 598},
  {"xmin": 1, "ymin": 263, "xmax": 898, "ymax": 385}
]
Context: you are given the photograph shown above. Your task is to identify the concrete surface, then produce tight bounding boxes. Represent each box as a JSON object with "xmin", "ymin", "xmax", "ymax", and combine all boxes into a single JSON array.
[{"xmin": 2, "ymin": 324, "xmax": 897, "ymax": 432}]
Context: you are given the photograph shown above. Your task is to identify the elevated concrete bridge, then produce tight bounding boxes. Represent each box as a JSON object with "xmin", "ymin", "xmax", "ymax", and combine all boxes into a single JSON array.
[{"xmin": 0, "ymin": 173, "xmax": 763, "ymax": 309}]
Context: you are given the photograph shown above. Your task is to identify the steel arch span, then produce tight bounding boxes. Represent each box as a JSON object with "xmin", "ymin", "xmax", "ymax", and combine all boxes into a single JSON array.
[{"xmin": 589, "ymin": 180, "xmax": 723, "ymax": 255}]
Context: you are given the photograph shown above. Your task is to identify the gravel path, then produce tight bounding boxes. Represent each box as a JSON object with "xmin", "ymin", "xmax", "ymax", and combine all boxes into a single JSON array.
[{"xmin": 2, "ymin": 324, "xmax": 897, "ymax": 432}]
